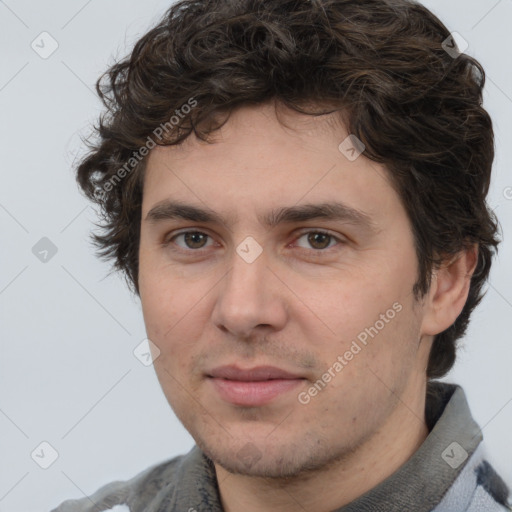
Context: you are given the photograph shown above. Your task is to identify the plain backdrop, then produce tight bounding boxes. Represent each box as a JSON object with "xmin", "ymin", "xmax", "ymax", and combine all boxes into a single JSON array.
[{"xmin": 1, "ymin": 1, "xmax": 511, "ymax": 510}]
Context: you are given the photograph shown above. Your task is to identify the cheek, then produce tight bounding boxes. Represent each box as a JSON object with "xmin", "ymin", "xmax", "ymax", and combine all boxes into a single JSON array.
[
  {"xmin": 138, "ymin": 269, "xmax": 211, "ymax": 376},
  {"xmin": 304, "ymin": 268, "xmax": 401, "ymax": 338},
  {"xmin": 309, "ymin": 303, "xmax": 420, "ymax": 432},
  {"xmin": 139, "ymin": 249, "xmax": 189, "ymax": 332},
  {"xmin": 308, "ymin": 266, "xmax": 419, "ymax": 379}
]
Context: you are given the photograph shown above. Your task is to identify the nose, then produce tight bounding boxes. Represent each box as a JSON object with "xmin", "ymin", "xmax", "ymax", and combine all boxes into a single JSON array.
[{"xmin": 211, "ymin": 242, "xmax": 288, "ymax": 339}]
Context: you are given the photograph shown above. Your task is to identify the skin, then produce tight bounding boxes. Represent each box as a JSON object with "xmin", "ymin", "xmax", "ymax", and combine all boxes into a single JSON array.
[{"xmin": 138, "ymin": 100, "xmax": 478, "ymax": 512}]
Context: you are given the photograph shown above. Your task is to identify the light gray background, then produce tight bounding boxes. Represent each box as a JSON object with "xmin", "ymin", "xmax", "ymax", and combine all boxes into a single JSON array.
[{"xmin": 1, "ymin": 1, "xmax": 511, "ymax": 511}]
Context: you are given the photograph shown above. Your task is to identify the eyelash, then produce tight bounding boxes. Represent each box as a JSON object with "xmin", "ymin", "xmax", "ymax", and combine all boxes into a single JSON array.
[{"xmin": 162, "ymin": 229, "xmax": 345, "ymax": 256}]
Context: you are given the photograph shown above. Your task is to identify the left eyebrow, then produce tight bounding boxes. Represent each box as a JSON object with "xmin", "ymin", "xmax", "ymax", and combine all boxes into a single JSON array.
[
  {"xmin": 144, "ymin": 199, "xmax": 379, "ymax": 234},
  {"xmin": 262, "ymin": 202, "xmax": 379, "ymax": 233}
]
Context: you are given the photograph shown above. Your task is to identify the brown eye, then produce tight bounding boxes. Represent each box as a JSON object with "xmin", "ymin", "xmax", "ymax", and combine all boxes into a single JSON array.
[
  {"xmin": 307, "ymin": 232, "xmax": 332, "ymax": 250},
  {"xmin": 295, "ymin": 230, "xmax": 340, "ymax": 251},
  {"xmin": 167, "ymin": 231, "xmax": 213, "ymax": 251},
  {"xmin": 182, "ymin": 232, "xmax": 209, "ymax": 249}
]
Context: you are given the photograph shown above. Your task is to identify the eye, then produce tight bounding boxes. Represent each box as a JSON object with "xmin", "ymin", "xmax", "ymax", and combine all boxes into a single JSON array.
[
  {"xmin": 293, "ymin": 230, "xmax": 344, "ymax": 251},
  {"xmin": 165, "ymin": 231, "xmax": 214, "ymax": 252}
]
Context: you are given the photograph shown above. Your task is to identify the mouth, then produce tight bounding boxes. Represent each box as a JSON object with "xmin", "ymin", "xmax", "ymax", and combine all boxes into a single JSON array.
[{"xmin": 206, "ymin": 365, "xmax": 307, "ymax": 406}]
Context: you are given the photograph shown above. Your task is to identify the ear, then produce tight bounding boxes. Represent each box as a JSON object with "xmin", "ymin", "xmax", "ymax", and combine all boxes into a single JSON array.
[{"xmin": 420, "ymin": 244, "xmax": 479, "ymax": 336}]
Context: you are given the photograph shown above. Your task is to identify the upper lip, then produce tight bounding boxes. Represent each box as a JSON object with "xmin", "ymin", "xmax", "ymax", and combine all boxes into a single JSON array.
[{"xmin": 208, "ymin": 365, "xmax": 304, "ymax": 381}]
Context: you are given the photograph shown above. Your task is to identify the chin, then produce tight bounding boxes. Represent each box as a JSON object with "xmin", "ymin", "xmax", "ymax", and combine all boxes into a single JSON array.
[{"xmin": 198, "ymin": 435, "xmax": 336, "ymax": 479}]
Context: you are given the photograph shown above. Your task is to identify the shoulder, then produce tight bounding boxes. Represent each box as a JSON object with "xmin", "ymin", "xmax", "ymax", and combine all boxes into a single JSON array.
[
  {"xmin": 50, "ymin": 452, "xmax": 187, "ymax": 512},
  {"xmin": 432, "ymin": 443, "xmax": 512, "ymax": 512},
  {"xmin": 468, "ymin": 458, "xmax": 512, "ymax": 511}
]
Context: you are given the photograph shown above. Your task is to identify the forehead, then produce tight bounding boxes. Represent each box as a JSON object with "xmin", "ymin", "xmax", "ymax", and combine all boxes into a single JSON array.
[{"xmin": 141, "ymin": 102, "xmax": 400, "ymax": 227}]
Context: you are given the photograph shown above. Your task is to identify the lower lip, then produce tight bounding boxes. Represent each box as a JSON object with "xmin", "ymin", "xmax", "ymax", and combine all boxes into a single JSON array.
[{"xmin": 209, "ymin": 377, "xmax": 304, "ymax": 406}]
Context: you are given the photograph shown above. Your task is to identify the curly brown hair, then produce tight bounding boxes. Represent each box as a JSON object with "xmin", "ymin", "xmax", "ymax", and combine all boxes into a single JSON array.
[{"xmin": 76, "ymin": 0, "xmax": 501, "ymax": 379}]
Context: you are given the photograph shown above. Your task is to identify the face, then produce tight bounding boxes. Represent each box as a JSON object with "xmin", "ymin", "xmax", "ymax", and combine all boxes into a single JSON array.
[{"xmin": 138, "ymin": 102, "xmax": 430, "ymax": 479}]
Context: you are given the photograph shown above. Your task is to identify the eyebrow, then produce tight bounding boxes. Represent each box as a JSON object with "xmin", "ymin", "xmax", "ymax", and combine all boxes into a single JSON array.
[{"xmin": 144, "ymin": 199, "xmax": 379, "ymax": 233}]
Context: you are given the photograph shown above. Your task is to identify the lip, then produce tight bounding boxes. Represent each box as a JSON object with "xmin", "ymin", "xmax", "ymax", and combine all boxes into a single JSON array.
[
  {"xmin": 207, "ymin": 365, "xmax": 306, "ymax": 406},
  {"xmin": 208, "ymin": 365, "xmax": 304, "ymax": 381}
]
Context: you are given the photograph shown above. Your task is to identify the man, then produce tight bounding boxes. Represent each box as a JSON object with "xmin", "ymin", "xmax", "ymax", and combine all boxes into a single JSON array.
[{"xmin": 52, "ymin": 0, "xmax": 511, "ymax": 510}]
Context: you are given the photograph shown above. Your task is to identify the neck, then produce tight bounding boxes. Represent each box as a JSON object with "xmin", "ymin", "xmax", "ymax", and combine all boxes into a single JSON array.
[{"xmin": 215, "ymin": 378, "xmax": 429, "ymax": 512}]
